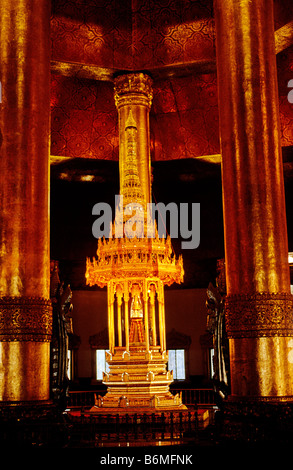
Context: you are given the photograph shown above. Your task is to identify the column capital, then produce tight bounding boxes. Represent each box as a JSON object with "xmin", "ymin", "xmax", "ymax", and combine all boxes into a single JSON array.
[{"xmin": 114, "ymin": 73, "xmax": 153, "ymax": 109}]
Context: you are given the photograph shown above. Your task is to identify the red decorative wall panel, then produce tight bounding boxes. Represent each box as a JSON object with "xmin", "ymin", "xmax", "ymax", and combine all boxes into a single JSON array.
[
  {"xmin": 50, "ymin": 72, "xmax": 220, "ymax": 161},
  {"xmin": 278, "ymin": 47, "xmax": 293, "ymax": 148},
  {"xmin": 51, "ymin": 0, "xmax": 215, "ymax": 70},
  {"xmin": 50, "ymin": 74, "xmax": 118, "ymax": 160},
  {"xmin": 50, "ymin": 1, "xmax": 293, "ymax": 161}
]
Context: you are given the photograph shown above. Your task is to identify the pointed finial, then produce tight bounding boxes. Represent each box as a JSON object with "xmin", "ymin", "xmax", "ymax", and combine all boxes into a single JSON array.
[{"xmin": 125, "ymin": 108, "xmax": 137, "ymax": 130}]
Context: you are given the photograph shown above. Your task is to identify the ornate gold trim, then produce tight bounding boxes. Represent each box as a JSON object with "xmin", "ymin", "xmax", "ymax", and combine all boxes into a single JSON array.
[
  {"xmin": 225, "ymin": 292, "xmax": 293, "ymax": 338},
  {"xmin": 0, "ymin": 296, "xmax": 52, "ymax": 342},
  {"xmin": 227, "ymin": 394, "xmax": 293, "ymax": 403},
  {"xmin": 114, "ymin": 73, "xmax": 153, "ymax": 109},
  {"xmin": 86, "ymin": 236, "xmax": 184, "ymax": 288}
]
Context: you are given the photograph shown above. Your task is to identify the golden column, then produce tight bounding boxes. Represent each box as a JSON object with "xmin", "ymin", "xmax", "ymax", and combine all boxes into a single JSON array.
[
  {"xmin": 0, "ymin": 1, "xmax": 52, "ymax": 402},
  {"xmin": 214, "ymin": 0, "xmax": 293, "ymax": 400}
]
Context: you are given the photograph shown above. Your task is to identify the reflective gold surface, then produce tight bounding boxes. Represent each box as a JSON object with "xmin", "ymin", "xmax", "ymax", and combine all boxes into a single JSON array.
[
  {"xmin": 0, "ymin": 342, "xmax": 50, "ymax": 402},
  {"xmin": 214, "ymin": 0, "xmax": 293, "ymax": 400},
  {"xmin": 229, "ymin": 337, "xmax": 293, "ymax": 399},
  {"xmin": 114, "ymin": 74, "xmax": 153, "ymax": 207},
  {"xmin": 214, "ymin": 0, "xmax": 290, "ymax": 295},
  {"xmin": 274, "ymin": 20, "xmax": 293, "ymax": 54},
  {"xmin": 0, "ymin": 0, "xmax": 51, "ymax": 298},
  {"xmin": 0, "ymin": 0, "xmax": 51, "ymax": 402}
]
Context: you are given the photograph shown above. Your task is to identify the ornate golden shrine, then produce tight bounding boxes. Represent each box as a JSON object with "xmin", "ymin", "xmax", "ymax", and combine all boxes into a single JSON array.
[{"xmin": 86, "ymin": 73, "xmax": 186, "ymax": 412}]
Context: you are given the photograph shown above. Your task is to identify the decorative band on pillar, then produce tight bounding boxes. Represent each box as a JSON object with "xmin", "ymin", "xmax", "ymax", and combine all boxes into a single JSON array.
[
  {"xmin": 114, "ymin": 73, "xmax": 153, "ymax": 109},
  {"xmin": 0, "ymin": 296, "xmax": 52, "ymax": 342},
  {"xmin": 225, "ymin": 293, "xmax": 293, "ymax": 338}
]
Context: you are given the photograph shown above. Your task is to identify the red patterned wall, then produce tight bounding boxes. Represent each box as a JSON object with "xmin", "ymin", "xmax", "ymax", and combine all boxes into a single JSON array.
[
  {"xmin": 51, "ymin": 0, "xmax": 215, "ymax": 70},
  {"xmin": 151, "ymin": 74, "xmax": 219, "ymax": 160},
  {"xmin": 50, "ymin": 72, "xmax": 219, "ymax": 161},
  {"xmin": 50, "ymin": 0, "xmax": 293, "ymax": 161},
  {"xmin": 50, "ymin": 75, "xmax": 118, "ymax": 159},
  {"xmin": 278, "ymin": 46, "xmax": 293, "ymax": 147}
]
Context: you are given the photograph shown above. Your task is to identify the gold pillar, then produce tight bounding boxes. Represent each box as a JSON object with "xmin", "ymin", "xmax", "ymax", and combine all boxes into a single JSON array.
[
  {"xmin": 143, "ymin": 282, "xmax": 149, "ymax": 351},
  {"xmin": 114, "ymin": 73, "xmax": 153, "ymax": 207},
  {"xmin": 149, "ymin": 285, "xmax": 157, "ymax": 346},
  {"xmin": 0, "ymin": 0, "xmax": 52, "ymax": 402},
  {"xmin": 116, "ymin": 286, "xmax": 123, "ymax": 347},
  {"xmin": 158, "ymin": 300, "xmax": 164, "ymax": 353},
  {"xmin": 158, "ymin": 283, "xmax": 167, "ymax": 352},
  {"xmin": 107, "ymin": 282, "xmax": 115, "ymax": 354},
  {"xmin": 214, "ymin": 0, "xmax": 293, "ymax": 399},
  {"xmin": 124, "ymin": 290, "xmax": 130, "ymax": 352}
]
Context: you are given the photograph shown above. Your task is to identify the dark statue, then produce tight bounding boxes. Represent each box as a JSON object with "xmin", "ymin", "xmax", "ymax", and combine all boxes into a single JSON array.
[
  {"xmin": 206, "ymin": 259, "xmax": 230, "ymax": 401},
  {"xmin": 50, "ymin": 261, "xmax": 73, "ymax": 408}
]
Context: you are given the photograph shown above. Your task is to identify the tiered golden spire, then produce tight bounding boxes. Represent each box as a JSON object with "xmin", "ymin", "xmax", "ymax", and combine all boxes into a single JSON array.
[
  {"xmin": 86, "ymin": 104, "xmax": 184, "ymax": 288},
  {"xmin": 86, "ymin": 73, "xmax": 185, "ymax": 413}
]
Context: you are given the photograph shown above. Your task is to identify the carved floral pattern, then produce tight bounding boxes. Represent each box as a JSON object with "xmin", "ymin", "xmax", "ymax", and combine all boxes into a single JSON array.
[
  {"xmin": 114, "ymin": 73, "xmax": 153, "ymax": 108},
  {"xmin": 0, "ymin": 297, "xmax": 52, "ymax": 342},
  {"xmin": 225, "ymin": 292, "xmax": 293, "ymax": 338}
]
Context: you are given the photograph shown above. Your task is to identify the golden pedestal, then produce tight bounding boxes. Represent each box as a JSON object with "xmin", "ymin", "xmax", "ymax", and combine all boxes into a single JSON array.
[{"xmin": 90, "ymin": 347, "xmax": 186, "ymax": 414}]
